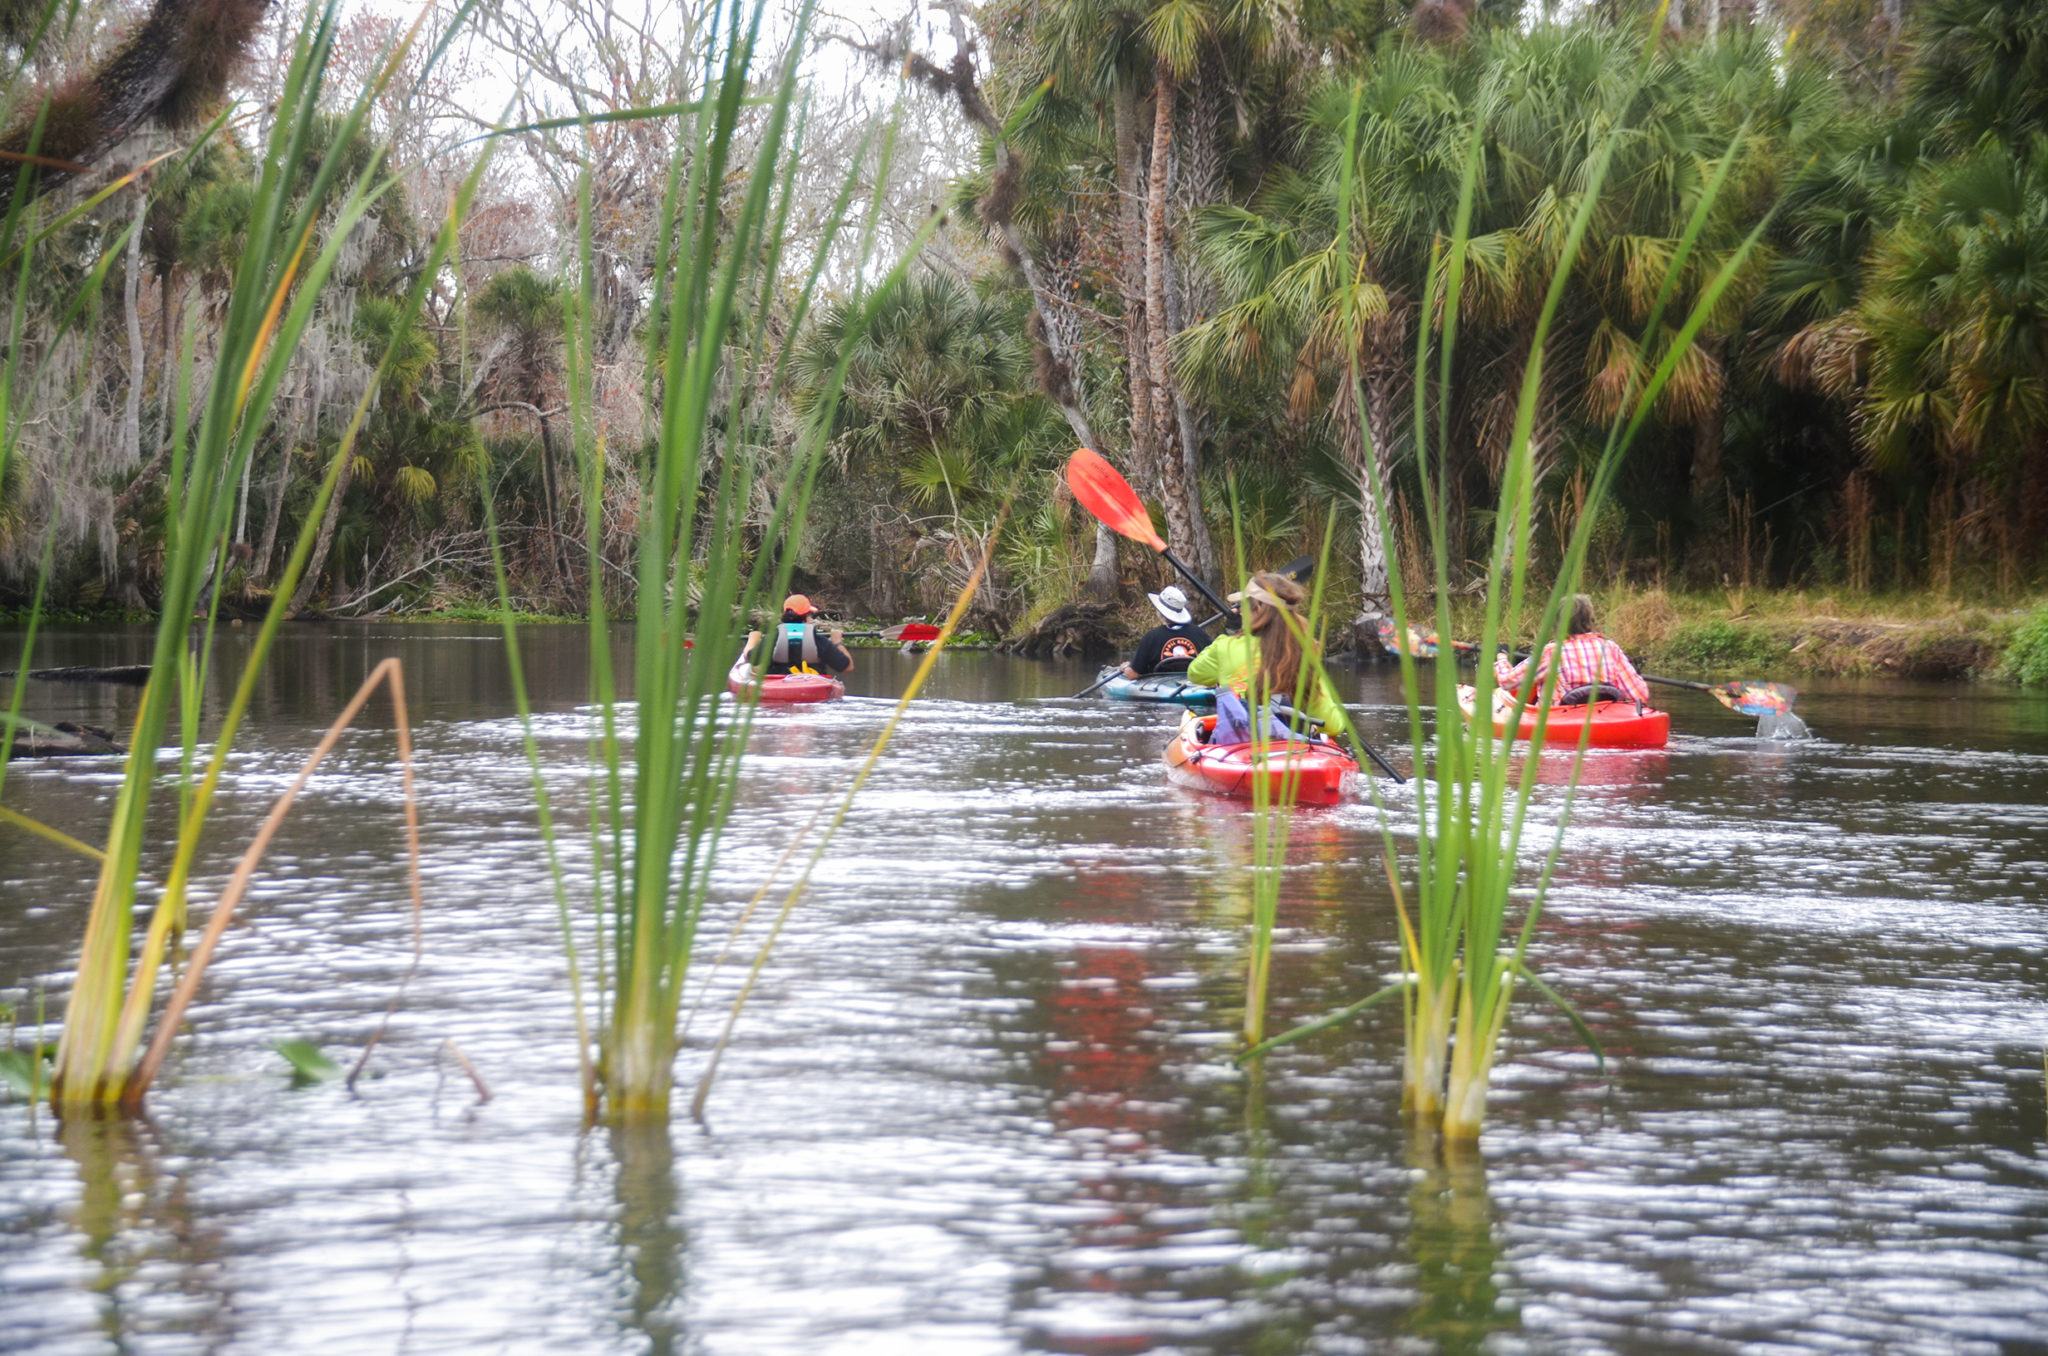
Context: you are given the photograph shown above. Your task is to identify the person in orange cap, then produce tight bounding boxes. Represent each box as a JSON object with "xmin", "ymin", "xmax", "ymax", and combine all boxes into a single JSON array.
[{"xmin": 743, "ymin": 594, "xmax": 853, "ymax": 677}]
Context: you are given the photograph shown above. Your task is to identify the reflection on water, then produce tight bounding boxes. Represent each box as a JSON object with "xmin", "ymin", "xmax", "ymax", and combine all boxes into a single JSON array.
[
  {"xmin": 1405, "ymin": 1134, "xmax": 1509, "ymax": 1355},
  {"xmin": 609, "ymin": 1124, "xmax": 686, "ymax": 1355},
  {"xmin": 55, "ymin": 1114, "xmax": 237, "ymax": 1352},
  {"xmin": 2, "ymin": 624, "xmax": 2046, "ymax": 1354}
]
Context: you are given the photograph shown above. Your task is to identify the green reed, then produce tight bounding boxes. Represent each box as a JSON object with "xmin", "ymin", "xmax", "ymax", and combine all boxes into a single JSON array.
[
  {"xmin": 1229, "ymin": 475, "xmax": 1343, "ymax": 1046},
  {"xmin": 1245, "ymin": 8, "xmax": 1779, "ymax": 1141},
  {"xmin": 19, "ymin": 1, "xmax": 478, "ymax": 1108},
  {"xmin": 487, "ymin": 0, "xmax": 933, "ymax": 1121}
]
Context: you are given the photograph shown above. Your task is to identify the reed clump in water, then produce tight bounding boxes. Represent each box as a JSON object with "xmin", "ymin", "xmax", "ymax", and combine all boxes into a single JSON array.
[
  {"xmin": 11, "ymin": 2, "xmax": 481, "ymax": 1110},
  {"xmin": 1241, "ymin": 10, "xmax": 1778, "ymax": 1142},
  {"xmin": 486, "ymin": 0, "xmax": 943, "ymax": 1123}
]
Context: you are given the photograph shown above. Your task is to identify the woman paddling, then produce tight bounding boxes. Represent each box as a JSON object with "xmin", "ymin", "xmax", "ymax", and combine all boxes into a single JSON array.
[
  {"xmin": 1185, "ymin": 572, "xmax": 1356, "ymax": 743},
  {"xmin": 1495, "ymin": 594, "xmax": 1648, "ymax": 705}
]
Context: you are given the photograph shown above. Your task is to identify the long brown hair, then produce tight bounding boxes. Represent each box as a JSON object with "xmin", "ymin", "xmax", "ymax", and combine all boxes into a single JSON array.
[{"xmin": 1245, "ymin": 571, "xmax": 1310, "ymax": 700}]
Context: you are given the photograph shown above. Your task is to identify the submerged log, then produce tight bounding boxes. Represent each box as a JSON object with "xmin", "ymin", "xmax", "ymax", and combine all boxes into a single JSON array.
[
  {"xmin": 2, "ymin": 719, "xmax": 126, "ymax": 759},
  {"xmin": 0, "ymin": 664, "xmax": 153, "ymax": 685}
]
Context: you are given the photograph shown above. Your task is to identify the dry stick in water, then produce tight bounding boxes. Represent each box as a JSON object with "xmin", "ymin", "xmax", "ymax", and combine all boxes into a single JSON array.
[
  {"xmin": 441, "ymin": 1038, "xmax": 492, "ymax": 1103},
  {"xmin": 688, "ymin": 523, "xmax": 1004, "ymax": 1121},
  {"xmin": 124, "ymin": 658, "xmax": 424, "ymax": 1106}
]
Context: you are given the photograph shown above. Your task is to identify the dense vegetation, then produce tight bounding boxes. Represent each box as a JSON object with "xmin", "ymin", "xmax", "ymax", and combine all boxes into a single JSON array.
[{"xmin": 2, "ymin": 0, "xmax": 2046, "ymax": 639}]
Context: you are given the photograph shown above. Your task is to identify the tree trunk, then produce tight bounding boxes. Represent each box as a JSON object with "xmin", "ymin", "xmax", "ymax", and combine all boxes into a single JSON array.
[
  {"xmin": 537, "ymin": 412, "xmax": 566, "ymax": 591},
  {"xmin": 120, "ymin": 196, "xmax": 146, "ymax": 475},
  {"xmin": 1088, "ymin": 520, "xmax": 1119, "ymax": 597},
  {"xmin": 286, "ymin": 448, "xmax": 356, "ymax": 618},
  {"xmin": 0, "ymin": 0, "xmax": 273, "ymax": 202},
  {"xmin": 1113, "ymin": 86, "xmax": 1157, "ymax": 497},
  {"xmin": 1168, "ymin": 59, "xmax": 1224, "ymax": 583},
  {"xmin": 252, "ymin": 447, "xmax": 290, "ymax": 584},
  {"xmin": 1143, "ymin": 65, "xmax": 1211, "ymax": 591},
  {"xmin": 1343, "ymin": 374, "xmax": 1392, "ymax": 617},
  {"xmin": 926, "ymin": 14, "xmax": 1113, "ymax": 599},
  {"xmin": 1161, "ymin": 233, "xmax": 1217, "ymax": 586}
]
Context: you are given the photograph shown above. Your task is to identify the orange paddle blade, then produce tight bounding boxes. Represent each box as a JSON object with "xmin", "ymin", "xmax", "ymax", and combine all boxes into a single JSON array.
[
  {"xmin": 1066, "ymin": 447, "xmax": 1163, "ymax": 551},
  {"xmin": 884, "ymin": 622, "xmax": 942, "ymax": 642}
]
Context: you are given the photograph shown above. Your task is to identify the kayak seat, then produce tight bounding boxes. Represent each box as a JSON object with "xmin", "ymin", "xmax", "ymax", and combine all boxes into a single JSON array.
[{"xmin": 1555, "ymin": 682, "xmax": 1640, "ymax": 712}]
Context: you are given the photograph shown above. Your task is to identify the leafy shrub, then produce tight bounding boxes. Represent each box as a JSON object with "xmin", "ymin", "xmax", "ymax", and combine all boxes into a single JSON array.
[
  {"xmin": 2000, "ymin": 607, "xmax": 2048, "ymax": 685},
  {"xmin": 1663, "ymin": 619, "xmax": 1789, "ymax": 670}
]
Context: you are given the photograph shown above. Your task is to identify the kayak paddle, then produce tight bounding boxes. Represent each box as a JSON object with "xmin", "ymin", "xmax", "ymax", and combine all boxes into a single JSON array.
[
  {"xmin": 1637, "ymin": 673, "xmax": 1798, "ymax": 718},
  {"xmin": 1377, "ymin": 620, "xmax": 1800, "ymax": 718},
  {"xmin": 1073, "ymin": 667, "xmax": 1125, "ymax": 699},
  {"xmin": 1065, "ymin": 447, "xmax": 1235, "ymax": 619},
  {"xmin": 842, "ymin": 622, "xmax": 943, "ymax": 643}
]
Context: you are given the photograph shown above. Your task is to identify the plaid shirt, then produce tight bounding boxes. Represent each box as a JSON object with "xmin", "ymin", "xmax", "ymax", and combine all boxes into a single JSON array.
[{"xmin": 1495, "ymin": 632, "xmax": 1650, "ymax": 704}]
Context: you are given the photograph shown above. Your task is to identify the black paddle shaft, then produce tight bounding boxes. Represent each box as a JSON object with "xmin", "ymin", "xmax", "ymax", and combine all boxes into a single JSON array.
[
  {"xmin": 1353, "ymin": 735, "xmax": 1406, "ymax": 784},
  {"xmin": 1072, "ymin": 668, "xmax": 1122, "ymax": 699},
  {"xmin": 1159, "ymin": 548, "xmax": 1237, "ymax": 622}
]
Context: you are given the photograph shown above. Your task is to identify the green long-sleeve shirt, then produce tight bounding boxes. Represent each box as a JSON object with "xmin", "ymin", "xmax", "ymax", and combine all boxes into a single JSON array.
[{"xmin": 1185, "ymin": 633, "xmax": 1356, "ymax": 741}]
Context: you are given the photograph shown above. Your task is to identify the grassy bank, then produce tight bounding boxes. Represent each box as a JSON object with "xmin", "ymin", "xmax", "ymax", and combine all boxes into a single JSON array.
[{"xmin": 1411, "ymin": 588, "xmax": 2042, "ymax": 682}]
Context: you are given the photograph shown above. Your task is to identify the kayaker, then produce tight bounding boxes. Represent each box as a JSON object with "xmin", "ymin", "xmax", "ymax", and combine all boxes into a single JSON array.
[
  {"xmin": 743, "ymin": 594, "xmax": 854, "ymax": 677},
  {"xmin": 1494, "ymin": 594, "xmax": 1649, "ymax": 705},
  {"xmin": 1121, "ymin": 585, "xmax": 1211, "ymax": 679},
  {"xmin": 1185, "ymin": 572, "xmax": 1357, "ymax": 743}
]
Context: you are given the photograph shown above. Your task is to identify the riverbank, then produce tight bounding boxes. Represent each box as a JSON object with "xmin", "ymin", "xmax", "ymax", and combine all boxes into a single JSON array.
[
  {"xmin": 8, "ymin": 590, "xmax": 2043, "ymax": 680},
  {"xmin": 1376, "ymin": 589, "xmax": 2046, "ymax": 682},
  {"xmin": 1588, "ymin": 589, "xmax": 2042, "ymax": 681}
]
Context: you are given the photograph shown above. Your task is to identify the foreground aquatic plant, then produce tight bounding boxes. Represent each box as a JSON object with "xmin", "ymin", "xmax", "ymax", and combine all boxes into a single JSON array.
[
  {"xmin": 488, "ymin": 0, "xmax": 937, "ymax": 1121},
  {"xmin": 19, "ymin": 2, "xmax": 479, "ymax": 1109},
  {"xmin": 1232, "ymin": 489, "xmax": 1347, "ymax": 1047},
  {"xmin": 1244, "ymin": 8, "xmax": 1779, "ymax": 1140}
]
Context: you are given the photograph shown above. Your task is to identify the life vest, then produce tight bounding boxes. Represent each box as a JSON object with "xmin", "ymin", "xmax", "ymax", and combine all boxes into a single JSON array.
[{"xmin": 770, "ymin": 621, "xmax": 820, "ymax": 673}]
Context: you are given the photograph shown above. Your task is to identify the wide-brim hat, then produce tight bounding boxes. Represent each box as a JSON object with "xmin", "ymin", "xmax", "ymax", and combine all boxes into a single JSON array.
[
  {"xmin": 1147, "ymin": 586, "xmax": 1193, "ymax": 625},
  {"xmin": 1225, "ymin": 578, "xmax": 1293, "ymax": 608}
]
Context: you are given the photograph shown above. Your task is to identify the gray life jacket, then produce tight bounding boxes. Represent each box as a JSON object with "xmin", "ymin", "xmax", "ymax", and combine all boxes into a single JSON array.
[{"xmin": 770, "ymin": 622, "xmax": 820, "ymax": 669}]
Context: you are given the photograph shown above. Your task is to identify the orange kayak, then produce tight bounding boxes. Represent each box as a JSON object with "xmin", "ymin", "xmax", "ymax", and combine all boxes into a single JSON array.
[
  {"xmin": 1456, "ymin": 684, "xmax": 1669, "ymax": 749},
  {"xmin": 1162, "ymin": 711, "xmax": 1359, "ymax": 806},
  {"xmin": 728, "ymin": 662, "xmax": 844, "ymax": 704}
]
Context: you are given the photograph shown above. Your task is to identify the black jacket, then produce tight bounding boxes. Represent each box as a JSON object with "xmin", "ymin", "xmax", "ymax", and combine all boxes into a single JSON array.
[{"xmin": 1130, "ymin": 622, "xmax": 1210, "ymax": 675}]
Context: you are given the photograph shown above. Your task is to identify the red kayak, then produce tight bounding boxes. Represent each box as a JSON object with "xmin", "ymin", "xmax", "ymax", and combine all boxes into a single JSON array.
[
  {"xmin": 728, "ymin": 662, "xmax": 844, "ymax": 704},
  {"xmin": 1163, "ymin": 711, "xmax": 1359, "ymax": 806},
  {"xmin": 1457, "ymin": 684, "xmax": 1669, "ymax": 749}
]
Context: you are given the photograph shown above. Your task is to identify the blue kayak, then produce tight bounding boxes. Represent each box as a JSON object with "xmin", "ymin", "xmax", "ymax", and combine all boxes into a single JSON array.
[{"xmin": 1095, "ymin": 666, "xmax": 1217, "ymax": 706}]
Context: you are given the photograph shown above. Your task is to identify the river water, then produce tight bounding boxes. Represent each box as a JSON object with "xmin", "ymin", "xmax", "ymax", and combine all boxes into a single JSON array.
[{"xmin": 1, "ymin": 624, "xmax": 2044, "ymax": 1354}]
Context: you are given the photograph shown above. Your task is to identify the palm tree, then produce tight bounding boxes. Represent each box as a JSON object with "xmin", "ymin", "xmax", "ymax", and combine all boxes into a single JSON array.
[
  {"xmin": 1179, "ymin": 45, "xmax": 1466, "ymax": 614},
  {"xmin": 1905, "ymin": 0, "xmax": 2048, "ymax": 149},
  {"xmin": 1856, "ymin": 137, "xmax": 2048, "ymax": 513},
  {"xmin": 798, "ymin": 274, "xmax": 1064, "ymax": 535},
  {"xmin": 287, "ymin": 295, "xmax": 441, "ymax": 615}
]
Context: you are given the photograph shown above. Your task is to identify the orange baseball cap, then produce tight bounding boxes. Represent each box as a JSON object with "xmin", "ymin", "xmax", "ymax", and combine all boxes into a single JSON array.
[{"xmin": 782, "ymin": 593, "xmax": 816, "ymax": 615}]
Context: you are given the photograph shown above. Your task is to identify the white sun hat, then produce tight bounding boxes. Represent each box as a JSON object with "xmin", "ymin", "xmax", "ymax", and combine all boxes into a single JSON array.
[{"xmin": 1147, "ymin": 585, "xmax": 1194, "ymax": 625}]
